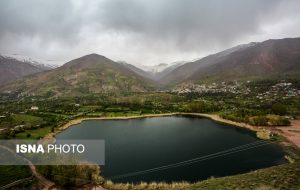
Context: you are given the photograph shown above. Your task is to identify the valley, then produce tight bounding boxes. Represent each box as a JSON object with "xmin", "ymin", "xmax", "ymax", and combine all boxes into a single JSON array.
[
  {"xmin": 2, "ymin": 0, "xmax": 300, "ymax": 188},
  {"xmin": 0, "ymin": 37, "xmax": 300, "ymax": 189}
]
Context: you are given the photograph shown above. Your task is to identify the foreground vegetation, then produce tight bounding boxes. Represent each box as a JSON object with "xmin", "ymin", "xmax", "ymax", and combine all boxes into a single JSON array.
[
  {"xmin": 36, "ymin": 164, "xmax": 103, "ymax": 187},
  {"xmin": 104, "ymin": 162, "xmax": 300, "ymax": 190}
]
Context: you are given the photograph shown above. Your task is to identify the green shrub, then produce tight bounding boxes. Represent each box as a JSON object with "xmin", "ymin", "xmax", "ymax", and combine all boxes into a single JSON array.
[
  {"xmin": 268, "ymin": 115, "xmax": 290, "ymax": 126},
  {"xmin": 220, "ymin": 113, "xmax": 247, "ymax": 123},
  {"xmin": 248, "ymin": 115, "xmax": 290, "ymax": 126},
  {"xmin": 249, "ymin": 116, "xmax": 269, "ymax": 126}
]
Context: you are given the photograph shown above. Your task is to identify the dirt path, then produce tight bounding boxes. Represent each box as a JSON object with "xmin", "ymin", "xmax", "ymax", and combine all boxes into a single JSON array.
[
  {"xmin": 27, "ymin": 163, "xmax": 56, "ymax": 190},
  {"xmin": 0, "ymin": 145, "xmax": 56, "ymax": 190},
  {"xmin": 276, "ymin": 119, "xmax": 300, "ymax": 150}
]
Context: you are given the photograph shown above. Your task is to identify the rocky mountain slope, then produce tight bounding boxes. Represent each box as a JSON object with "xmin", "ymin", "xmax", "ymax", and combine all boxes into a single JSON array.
[
  {"xmin": 159, "ymin": 38, "xmax": 300, "ymax": 85},
  {"xmin": 1, "ymin": 54, "xmax": 155, "ymax": 97}
]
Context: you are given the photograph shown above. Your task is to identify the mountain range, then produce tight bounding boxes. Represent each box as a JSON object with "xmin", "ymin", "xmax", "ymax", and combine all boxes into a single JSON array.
[
  {"xmin": 0, "ymin": 55, "xmax": 51, "ymax": 86},
  {"xmin": 159, "ymin": 38, "xmax": 300, "ymax": 85},
  {"xmin": 1, "ymin": 37, "xmax": 300, "ymax": 97},
  {"xmin": 0, "ymin": 54, "xmax": 155, "ymax": 96}
]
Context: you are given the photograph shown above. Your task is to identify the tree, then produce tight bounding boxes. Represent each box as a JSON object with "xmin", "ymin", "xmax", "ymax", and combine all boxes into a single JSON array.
[{"xmin": 271, "ymin": 103, "xmax": 287, "ymax": 115}]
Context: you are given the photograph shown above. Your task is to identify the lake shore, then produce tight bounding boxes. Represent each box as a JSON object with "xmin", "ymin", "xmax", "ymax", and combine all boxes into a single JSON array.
[
  {"xmin": 180, "ymin": 113, "xmax": 260, "ymax": 131},
  {"xmin": 43, "ymin": 112, "xmax": 300, "ymax": 150},
  {"xmin": 44, "ymin": 112, "xmax": 268, "ymax": 140},
  {"xmin": 43, "ymin": 113, "xmax": 177, "ymax": 139},
  {"xmin": 184, "ymin": 113, "xmax": 300, "ymax": 150}
]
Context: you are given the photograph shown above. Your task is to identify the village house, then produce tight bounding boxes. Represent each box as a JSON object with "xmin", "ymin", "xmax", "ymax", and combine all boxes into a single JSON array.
[{"xmin": 30, "ymin": 106, "xmax": 39, "ymax": 110}]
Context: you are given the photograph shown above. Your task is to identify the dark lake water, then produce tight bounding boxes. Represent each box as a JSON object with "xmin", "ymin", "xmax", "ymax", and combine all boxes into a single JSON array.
[{"xmin": 56, "ymin": 115, "xmax": 286, "ymax": 183}]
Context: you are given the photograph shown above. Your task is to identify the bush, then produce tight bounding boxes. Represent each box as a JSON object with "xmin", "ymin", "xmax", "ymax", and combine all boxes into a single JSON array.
[
  {"xmin": 268, "ymin": 115, "xmax": 290, "ymax": 126},
  {"xmin": 220, "ymin": 113, "xmax": 247, "ymax": 123},
  {"xmin": 249, "ymin": 115, "xmax": 290, "ymax": 126},
  {"xmin": 249, "ymin": 116, "xmax": 269, "ymax": 126}
]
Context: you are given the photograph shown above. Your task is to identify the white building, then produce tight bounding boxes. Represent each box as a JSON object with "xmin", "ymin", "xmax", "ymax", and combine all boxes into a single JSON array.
[{"xmin": 31, "ymin": 106, "xmax": 39, "ymax": 110}]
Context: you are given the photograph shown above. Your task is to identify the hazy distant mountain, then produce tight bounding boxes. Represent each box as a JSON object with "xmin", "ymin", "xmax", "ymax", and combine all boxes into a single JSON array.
[
  {"xmin": 159, "ymin": 38, "xmax": 300, "ymax": 85},
  {"xmin": 117, "ymin": 61, "xmax": 155, "ymax": 80},
  {"xmin": 120, "ymin": 61, "xmax": 186, "ymax": 82},
  {"xmin": 0, "ymin": 55, "xmax": 51, "ymax": 86},
  {"xmin": 2, "ymin": 53, "xmax": 60, "ymax": 68},
  {"xmin": 151, "ymin": 63, "xmax": 169, "ymax": 73},
  {"xmin": 139, "ymin": 63, "xmax": 169, "ymax": 73},
  {"xmin": 154, "ymin": 61, "xmax": 187, "ymax": 81},
  {"xmin": 1, "ymin": 54, "xmax": 155, "ymax": 97}
]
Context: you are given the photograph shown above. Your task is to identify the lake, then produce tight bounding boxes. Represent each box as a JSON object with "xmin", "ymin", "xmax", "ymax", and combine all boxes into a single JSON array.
[{"xmin": 56, "ymin": 115, "xmax": 286, "ymax": 183}]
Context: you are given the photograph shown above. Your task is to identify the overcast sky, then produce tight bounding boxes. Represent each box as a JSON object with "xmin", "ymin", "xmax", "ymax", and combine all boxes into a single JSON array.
[{"xmin": 0, "ymin": 0, "xmax": 299, "ymax": 66}]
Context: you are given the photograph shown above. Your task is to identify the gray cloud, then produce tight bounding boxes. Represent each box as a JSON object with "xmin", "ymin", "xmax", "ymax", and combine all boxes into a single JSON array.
[
  {"xmin": 0, "ymin": 0, "xmax": 89, "ymax": 43},
  {"xmin": 99, "ymin": 0, "xmax": 280, "ymax": 48},
  {"xmin": 0, "ymin": 0, "xmax": 299, "ymax": 66}
]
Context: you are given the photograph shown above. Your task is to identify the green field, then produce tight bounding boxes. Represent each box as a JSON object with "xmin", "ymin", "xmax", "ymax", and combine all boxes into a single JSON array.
[
  {"xmin": 15, "ymin": 127, "xmax": 52, "ymax": 139},
  {"xmin": 11, "ymin": 114, "xmax": 44, "ymax": 126}
]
